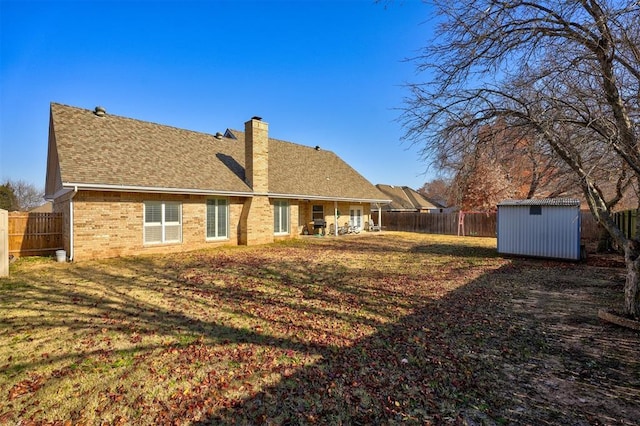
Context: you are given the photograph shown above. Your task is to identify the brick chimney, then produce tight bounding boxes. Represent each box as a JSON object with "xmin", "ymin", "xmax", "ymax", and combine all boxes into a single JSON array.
[
  {"xmin": 245, "ymin": 116, "xmax": 269, "ymax": 193},
  {"xmin": 240, "ymin": 116, "xmax": 273, "ymax": 245}
]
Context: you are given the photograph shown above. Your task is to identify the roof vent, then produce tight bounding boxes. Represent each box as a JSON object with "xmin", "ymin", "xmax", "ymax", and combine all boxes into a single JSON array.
[
  {"xmin": 94, "ymin": 106, "xmax": 106, "ymax": 117},
  {"xmin": 214, "ymin": 132, "xmax": 223, "ymax": 140},
  {"xmin": 251, "ymin": 116, "xmax": 262, "ymax": 121}
]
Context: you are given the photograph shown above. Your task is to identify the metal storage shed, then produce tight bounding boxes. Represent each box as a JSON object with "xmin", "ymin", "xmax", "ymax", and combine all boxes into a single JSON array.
[{"xmin": 497, "ymin": 198, "xmax": 581, "ymax": 260}]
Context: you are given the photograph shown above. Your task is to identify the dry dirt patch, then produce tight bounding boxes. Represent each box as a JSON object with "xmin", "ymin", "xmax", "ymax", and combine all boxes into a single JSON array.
[{"xmin": 495, "ymin": 259, "xmax": 638, "ymax": 425}]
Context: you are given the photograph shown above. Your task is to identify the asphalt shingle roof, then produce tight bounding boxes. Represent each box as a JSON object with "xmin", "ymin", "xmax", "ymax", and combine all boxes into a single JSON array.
[
  {"xmin": 49, "ymin": 103, "xmax": 388, "ymax": 202},
  {"xmin": 375, "ymin": 184, "xmax": 440, "ymax": 210}
]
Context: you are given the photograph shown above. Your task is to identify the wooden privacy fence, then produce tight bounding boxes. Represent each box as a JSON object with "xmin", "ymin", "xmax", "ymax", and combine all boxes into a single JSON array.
[
  {"xmin": 8, "ymin": 212, "xmax": 63, "ymax": 257},
  {"xmin": 380, "ymin": 212, "xmax": 496, "ymax": 237},
  {"xmin": 613, "ymin": 209, "xmax": 637, "ymax": 240},
  {"xmin": 379, "ymin": 210, "xmax": 601, "ymax": 241}
]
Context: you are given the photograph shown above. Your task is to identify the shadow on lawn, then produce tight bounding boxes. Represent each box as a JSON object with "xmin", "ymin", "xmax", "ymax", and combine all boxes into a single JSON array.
[
  {"xmin": 182, "ymin": 272, "xmax": 501, "ymax": 424},
  {"xmin": 192, "ymin": 260, "xmax": 639, "ymax": 425},
  {"xmin": 410, "ymin": 243, "xmax": 500, "ymax": 258},
  {"xmin": 2, "ymin": 240, "xmax": 638, "ymax": 425}
]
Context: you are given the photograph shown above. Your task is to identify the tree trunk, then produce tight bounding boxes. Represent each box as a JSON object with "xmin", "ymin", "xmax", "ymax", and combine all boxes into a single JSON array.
[
  {"xmin": 624, "ymin": 241, "xmax": 640, "ymax": 319},
  {"xmin": 596, "ymin": 226, "xmax": 612, "ymax": 253}
]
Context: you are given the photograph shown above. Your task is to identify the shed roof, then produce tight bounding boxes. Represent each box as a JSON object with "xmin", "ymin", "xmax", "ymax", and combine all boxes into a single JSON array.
[{"xmin": 498, "ymin": 198, "xmax": 580, "ymax": 207}]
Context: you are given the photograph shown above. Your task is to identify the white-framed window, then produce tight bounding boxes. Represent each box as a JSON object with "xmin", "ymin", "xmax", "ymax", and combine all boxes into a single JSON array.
[
  {"xmin": 206, "ymin": 198, "xmax": 228, "ymax": 240},
  {"xmin": 312, "ymin": 205, "xmax": 324, "ymax": 220},
  {"xmin": 273, "ymin": 200, "xmax": 290, "ymax": 235},
  {"xmin": 144, "ymin": 201, "xmax": 182, "ymax": 244}
]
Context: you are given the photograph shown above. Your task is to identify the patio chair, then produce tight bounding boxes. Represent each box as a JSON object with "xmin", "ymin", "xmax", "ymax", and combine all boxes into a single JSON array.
[
  {"xmin": 350, "ymin": 222, "xmax": 361, "ymax": 234},
  {"xmin": 368, "ymin": 219, "xmax": 381, "ymax": 232},
  {"xmin": 339, "ymin": 222, "xmax": 350, "ymax": 235}
]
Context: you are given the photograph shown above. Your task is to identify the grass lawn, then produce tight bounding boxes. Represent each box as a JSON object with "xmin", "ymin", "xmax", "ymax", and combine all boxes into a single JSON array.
[{"xmin": 1, "ymin": 232, "xmax": 638, "ymax": 425}]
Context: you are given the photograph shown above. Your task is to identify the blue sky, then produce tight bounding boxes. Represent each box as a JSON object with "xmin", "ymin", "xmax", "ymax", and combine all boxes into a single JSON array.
[{"xmin": 1, "ymin": 0, "xmax": 436, "ymax": 192}]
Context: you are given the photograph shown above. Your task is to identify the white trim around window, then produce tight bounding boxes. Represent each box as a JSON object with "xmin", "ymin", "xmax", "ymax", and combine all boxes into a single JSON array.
[
  {"xmin": 206, "ymin": 198, "xmax": 229, "ymax": 240},
  {"xmin": 144, "ymin": 201, "xmax": 182, "ymax": 244},
  {"xmin": 273, "ymin": 200, "xmax": 290, "ymax": 235}
]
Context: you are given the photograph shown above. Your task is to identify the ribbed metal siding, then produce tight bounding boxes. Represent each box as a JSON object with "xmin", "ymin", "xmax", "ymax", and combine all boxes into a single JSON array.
[{"xmin": 497, "ymin": 204, "xmax": 581, "ymax": 260}]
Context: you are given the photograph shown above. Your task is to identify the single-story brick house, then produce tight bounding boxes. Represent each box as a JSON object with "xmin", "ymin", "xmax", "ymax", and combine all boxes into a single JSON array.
[{"xmin": 45, "ymin": 103, "xmax": 390, "ymax": 260}]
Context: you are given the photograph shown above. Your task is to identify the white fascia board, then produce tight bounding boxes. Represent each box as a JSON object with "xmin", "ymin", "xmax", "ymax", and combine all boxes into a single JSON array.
[
  {"xmin": 46, "ymin": 187, "xmax": 77, "ymax": 201},
  {"xmin": 62, "ymin": 182, "xmax": 254, "ymax": 197},
  {"xmin": 60, "ymin": 184, "xmax": 392, "ymax": 204}
]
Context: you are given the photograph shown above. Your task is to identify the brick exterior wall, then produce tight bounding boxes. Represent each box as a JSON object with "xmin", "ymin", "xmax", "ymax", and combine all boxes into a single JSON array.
[
  {"xmin": 240, "ymin": 196, "xmax": 273, "ymax": 246},
  {"xmin": 65, "ymin": 191, "xmax": 250, "ymax": 260},
  {"xmin": 57, "ymin": 190, "xmax": 303, "ymax": 260}
]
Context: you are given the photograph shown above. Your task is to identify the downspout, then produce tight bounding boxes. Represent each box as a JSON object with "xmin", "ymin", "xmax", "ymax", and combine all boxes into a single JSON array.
[{"xmin": 69, "ymin": 186, "xmax": 78, "ymax": 261}]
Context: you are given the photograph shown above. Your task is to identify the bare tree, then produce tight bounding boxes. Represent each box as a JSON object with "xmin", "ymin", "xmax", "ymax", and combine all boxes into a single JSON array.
[
  {"xmin": 3, "ymin": 179, "xmax": 44, "ymax": 211},
  {"xmin": 402, "ymin": 1, "xmax": 640, "ymax": 318},
  {"xmin": 418, "ymin": 178, "xmax": 452, "ymax": 206}
]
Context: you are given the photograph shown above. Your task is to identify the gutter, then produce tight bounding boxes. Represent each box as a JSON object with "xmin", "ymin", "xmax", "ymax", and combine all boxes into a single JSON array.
[
  {"xmin": 62, "ymin": 182, "xmax": 254, "ymax": 198},
  {"xmin": 62, "ymin": 183, "xmax": 391, "ymax": 204},
  {"xmin": 45, "ymin": 186, "xmax": 77, "ymax": 201},
  {"xmin": 69, "ymin": 186, "xmax": 78, "ymax": 261}
]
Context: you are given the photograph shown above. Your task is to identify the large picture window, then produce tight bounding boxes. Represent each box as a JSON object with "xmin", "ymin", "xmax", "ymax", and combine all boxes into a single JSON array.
[
  {"xmin": 206, "ymin": 198, "xmax": 228, "ymax": 239},
  {"xmin": 274, "ymin": 200, "xmax": 289, "ymax": 235},
  {"xmin": 144, "ymin": 201, "xmax": 182, "ymax": 244}
]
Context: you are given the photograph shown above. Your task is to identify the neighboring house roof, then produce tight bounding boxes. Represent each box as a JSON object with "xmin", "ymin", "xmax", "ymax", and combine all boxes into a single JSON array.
[
  {"xmin": 46, "ymin": 103, "xmax": 388, "ymax": 203},
  {"xmin": 373, "ymin": 184, "xmax": 442, "ymax": 211},
  {"xmin": 29, "ymin": 201, "xmax": 53, "ymax": 213}
]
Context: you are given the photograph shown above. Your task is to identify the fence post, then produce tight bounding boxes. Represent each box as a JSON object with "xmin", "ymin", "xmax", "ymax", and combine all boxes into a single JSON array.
[{"xmin": 0, "ymin": 209, "xmax": 8, "ymax": 277}]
